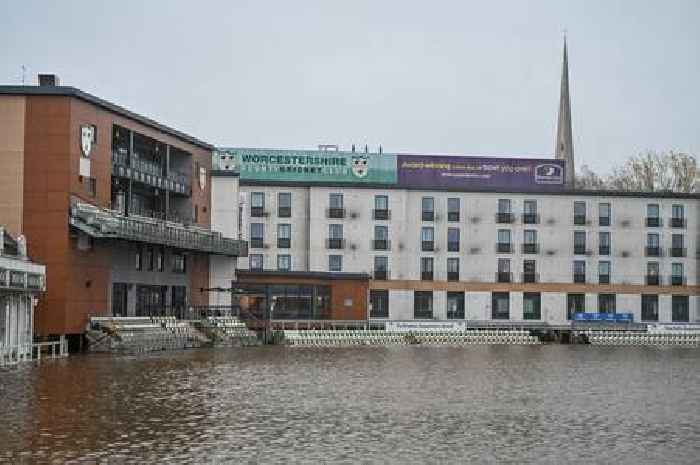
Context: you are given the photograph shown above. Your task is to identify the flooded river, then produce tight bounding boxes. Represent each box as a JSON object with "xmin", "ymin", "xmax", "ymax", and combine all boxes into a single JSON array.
[{"xmin": 1, "ymin": 346, "xmax": 699, "ymax": 464}]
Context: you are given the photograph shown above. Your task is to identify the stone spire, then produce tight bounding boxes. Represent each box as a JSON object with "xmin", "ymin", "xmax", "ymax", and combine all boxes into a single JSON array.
[{"xmin": 555, "ymin": 37, "xmax": 575, "ymax": 185}]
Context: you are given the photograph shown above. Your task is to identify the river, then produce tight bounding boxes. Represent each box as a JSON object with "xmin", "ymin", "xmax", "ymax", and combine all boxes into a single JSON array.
[{"xmin": 1, "ymin": 346, "xmax": 699, "ymax": 464}]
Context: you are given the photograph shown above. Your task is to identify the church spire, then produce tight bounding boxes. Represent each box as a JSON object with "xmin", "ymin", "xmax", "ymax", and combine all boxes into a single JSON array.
[{"xmin": 555, "ymin": 36, "xmax": 575, "ymax": 185}]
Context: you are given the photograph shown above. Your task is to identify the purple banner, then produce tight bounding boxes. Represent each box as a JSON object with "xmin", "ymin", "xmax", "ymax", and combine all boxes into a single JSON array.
[{"xmin": 397, "ymin": 155, "xmax": 566, "ymax": 191}]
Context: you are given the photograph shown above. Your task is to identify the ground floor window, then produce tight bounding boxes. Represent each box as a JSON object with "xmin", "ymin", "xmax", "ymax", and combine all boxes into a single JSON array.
[
  {"xmin": 446, "ymin": 292, "xmax": 465, "ymax": 319},
  {"xmin": 641, "ymin": 294, "xmax": 659, "ymax": 321},
  {"xmin": 567, "ymin": 293, "xmax": 585, "ymax": 320},
  {"xmin": 523, "ymin": 292, "xmax": 541, "ymax": 320},
  {"xmin": 414, "ymin": 291, "xmax": 433, "ymax": 319},
  {"xmin": 492, "ymin": 292, "xmax": 509, "ymax": 320},
  {"xmin": 598, "ymin": 293, "xmax": 616, "ymax": 314},
  {"xmin": 370, "ymin": 290, "xmax": 389, "ymax": 318},
  {"xmin": 135, "ymin": 285, "xmax": 167, "ymax": 316},
  {"xmin": 672, "ymin": 295, "xmax": 689, "ymax": 322},
  {"xmin": 112, "ymin": 283, "xmax": 128, "ymax": 316}
]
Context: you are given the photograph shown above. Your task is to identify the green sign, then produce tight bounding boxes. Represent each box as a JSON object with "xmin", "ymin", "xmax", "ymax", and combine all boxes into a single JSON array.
[{"xmin": 216, "ymin": 148, "xmax": 397, "ymax": 184}]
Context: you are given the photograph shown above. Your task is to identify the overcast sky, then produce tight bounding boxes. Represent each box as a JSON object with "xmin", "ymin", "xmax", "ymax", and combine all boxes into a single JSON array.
[{"xmin": 2, "ymin": 0, "xmax": 699, "ymax": 173}]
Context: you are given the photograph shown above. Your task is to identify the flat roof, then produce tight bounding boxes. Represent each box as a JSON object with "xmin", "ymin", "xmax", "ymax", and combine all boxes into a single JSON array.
[
  {"xmin": 237, "ymin": 270, "xmax": 371, "ymax": 281},
  {"xmin": 0, "ymin": 85, "xmax": 214, "ymax": 150}
]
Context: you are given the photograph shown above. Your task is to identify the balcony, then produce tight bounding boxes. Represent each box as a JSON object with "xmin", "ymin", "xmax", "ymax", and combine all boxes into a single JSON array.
[
  {"xmin": 277, "ymin": 238, "xmax": 291, "ymax": 249},
  {"xmin": 574, "ymin": 215, "xmax": 587, "ymax": 225},
  {"xmin": 373, "ymin": 269, "xmax": 389, "ymax": 280},
  {"xmin": 326, "ymin": 238, "xmax": 345, "ymax": 249},
  {"xmin": 646, "ymin": 275, "xmax": 660, "ymax": 286},
  {"xmin": 522, "ymin": 272, "xmax": 538, "ymax": 283},
  {"xmin": 422, "ymin": 211, "xmax": 434, "ymax": 222},
  {"xmin": 670, "ymin": 247, "xmax": 686, "ymax": 257},
  {"xmin": 421, "ymin": 271, "xmax": 434, "ymax": 281},
  {"xmin": 522, "ymin": 243, "xmax": 539, "ymax": 254},
  {"xmin": 422, "ymin": 241, "xmax": 435, "ymax": 252},
  {"xmin": 447, "ymin": 271, "xmax": 459, "ymax": 282},
  {"xmin": 250, "ymin": 206, "xmax": 268, "ymax": 218},
  {"xmin": 111, "ymin": 150, "xmax": 190, "ymax": 196},
  {"xmin": 496, "ymin": 213, "xmax": 514, "ymax": 224},
  {"xmin": 599, "ymin": 275, "xmax": 610, "ymax": 284},
  {"xmin": 496, "ymin": 242, "xmax": 513, "ymax": 253},
  {"xmin": 372, "ymin": 239, "xmax": 390, "ymax": 251},
  {"xmin": 373, "ymin": 209, "xmax": 390, "ymax": 220},
  {"xmin": 327, "ymin": 208, "xmax": 346, "ymax": 219},
  {"xmin": 573, "ymin": 273, "xmax": 586, "ymax": 284},
  {"xmin": 447, "ymin": 241, "xmax": 460, "ymax": 252},
  {"xmin": 599, "ymin": 217, "xmax": 611, "ymax": 227},
  {"xmin": 646, "ymin": 217, "xmax": 661, "ymax": 227},
  {"xmin": 496, "ymin": 272, "xmax": 512, "ymax": 283},
  {"xmin": 574, "ymin": 245, "xmax": 587, "ymax": 255},
  {"xmin": 670, "ymin": 217, "xmax": 685, "ymax": 228},
  {"xmin": 599, "ymin": 245, "xmax": 610, "ymax": 256},
  {"xmin": 522, "ymin": 213, "xmax": 539, "ymax": 225},
  {"xmin": 278, "ymin": 207, "xmax": 292, "ymax": 218},
  {"xmin": 645, "ymin": 246, "xmax": 661, "ymax": 257},
  {"xmin": 670, "ymin": 275, "xmax": 686, "ymax": 286},
  {"xmin": 447, "ymin": 211, "xmax": 460, "ymax": 222},
  {"xmin": 250, "ymin": 238, "xmax": 264, "ymax": 249}
]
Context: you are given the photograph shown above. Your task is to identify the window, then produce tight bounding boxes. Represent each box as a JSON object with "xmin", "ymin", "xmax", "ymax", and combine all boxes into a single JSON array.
[
  {"xmin": 671, "ymin": 234, "xmax": 685, "ymax": 257},
  {"xmin": 641, "ymin": 295, "xmax": 659, "ymax": 322},
  {"xmin": 277, "ymin": 224, "xmax": 291, "ymax": 249},
  {"xmin": 574, "ymin": 201, "xmax": 586, "ymax": 225},
  {"xmin": 672, "ymin": 295, "xmax": 689, "ymax": 322},
  {"xmin": 414, "ymin": 291, "xmax": 434, "ymax": 319},
  {"xmin": 573, "ymin": 260, "xmax": 586, "ymax": 283},
  {"xmin": 447, "ymin": 257, "xmax": 459, "ymax": 281},
  {"xmin": 447, "ymin": 198, "xmax": 460, "ymax": 222},
  {"xmin": 328, "ymin": 255, "xmax": 342, "ymax": 272},
  {"xmin": 421, "ymin": 227, "xmax": 434, "ymax": 251},
  {"xmin": 492, "ymin": 292, "xmax": 510, "ymax": 320},
  {"xmin": 374, "ymin": 225, "xmax": 389, "ymax": 250},
  {"xmin": 599, "ymin": 203, "xmax": 611, "ymax": 226},
  {"xmin": 647, "ymin": 262, "xmax": 660, "ymax": 285},
  {"xmin": 497, "ymin": 229, "xmax": 512, "ymax": 253},
  {"xmin": 447, "ymin": 227, "xmax": 460, "ymax": 252},
  {"xmin": 447, "ymin": 292, "xmax": 465, "ymax": 319},
  {"xmin": 146, "ymin": 247, "xmax": 154, "ymax": 271},
  {"xmin": 671, "ymin": 263, "xmax": 684, "ymax": 285},
  {"xmin": 523, "ymin": 292, "xmax": 541, "ymax": 320},
  {"xmin": 327, "ymin": 224, "xmax": 344, "ymax": 249},
  {"xmin": 250, "ymin": 223, "xmax": 264, "ymax": 248},
  {"xmin": 374, "ymin": 256, "xmax": 388, "ymax": 280},
  {"xmin": 496, "ymin": 199, "xmax": 513, "ymax": 223},
  {"xmin": 599, "ymin": 232, "xmax": 610, "ymax": 255},
  {"xmin": 523, "ymin": 200, "xmax": 538, "ymax": 224},
  {"xmin": 574, "ymin": 231, "xmax": 586, "ymax": 255},
  {"xmin": 194, "ymin": 204, "xmax": 199, "ymax": 223},
  {"xmin": 598, "ymin": 261, "xmax": 611, "ymax": 284},
  {"xmin": 278, "ymin": 192, "xmax": 292, "ymax": 217},
  {"xmin": 646, "ymin": 204, "xmax": 660, "ymax": 227},
  {"xmin": 249, "ymin": 254, "xmax": 263, "ymax": 271},
  {"xmin": 421, "ymin": 197, "xmax": 434, "ymax": 221},
  {"xmin": 135, "ymin": 246, "xmax": 142, "ymax": 270},
  {"xmin": 523, "ymin": 260, "xmax": 536, "ymax": 283},
  {"xmin": 646, "ymin": 233, "xmax": 660, "ymax": 257},
  {"xmin": 172, "ymin": 253, "xmax": 186, "ymax": 273},
  {"xmin": 567, "ymin": 293, "xmax": 585, "ymax": 320},
  {"xmin": 328, "ymin": 193, "xmax": 344, "ymax": 218},
  {"xmin": 277, "ymin": 254, "xmax": 291, "ymax": 271},
  {"xmin": 374, "ymin": 195, "xmax": 389, "ymax": 220},
  {"xmin": 420, "ymin": 257, "xmax": 434, "ymax": 280},
  {"xmin": 497, "ymin": 258, "xmax": 511, "ymax": 282},
  {"xmin": 370, "ymin": 290, "xmax": 389, "ymax": 318},
  {"xmin": 671, "ymin": 204, "xmax": 685, "ymax": 227},
  {"xmin": 523, "ymin": 230, "xmax": 537, "ymax": 254},
  {"xmin": 251, "ymin": 192, "xmax": 265, "ymax": 217},
  {"xmin": 156, "ymin": 248, "xmax": 164, "ymax": 272},
  {"xmin": 598, "ymin": 293, "xmax": 616, "ymax": 314}
]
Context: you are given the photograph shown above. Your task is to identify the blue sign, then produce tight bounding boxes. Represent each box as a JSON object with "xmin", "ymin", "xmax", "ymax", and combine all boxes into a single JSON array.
[{"xmin": 574, "ymin": 313, "xmax": 633, "ymax": 322}]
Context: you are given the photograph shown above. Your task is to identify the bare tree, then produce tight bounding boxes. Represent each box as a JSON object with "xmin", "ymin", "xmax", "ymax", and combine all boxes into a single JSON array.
[{"xmin": 575, "ymin": 164, "xmax": 608, "ymax": 190}]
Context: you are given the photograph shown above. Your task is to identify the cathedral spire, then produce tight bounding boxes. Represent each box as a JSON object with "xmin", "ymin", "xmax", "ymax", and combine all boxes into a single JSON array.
[{"xmin": 555, "ymin": 36, "xmax": 575, "ymax": 185}]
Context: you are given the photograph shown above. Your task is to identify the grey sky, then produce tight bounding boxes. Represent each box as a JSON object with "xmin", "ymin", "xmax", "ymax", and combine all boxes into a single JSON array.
[{"xmin": 2, "ymin": 0, "xmax": 699, "ymax": 173}]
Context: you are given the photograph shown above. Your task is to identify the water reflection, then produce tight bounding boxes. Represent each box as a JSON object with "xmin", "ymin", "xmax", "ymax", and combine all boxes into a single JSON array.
[{"xmin": 1, "ymin": 346, "xmax": 699, "ymax": 464}]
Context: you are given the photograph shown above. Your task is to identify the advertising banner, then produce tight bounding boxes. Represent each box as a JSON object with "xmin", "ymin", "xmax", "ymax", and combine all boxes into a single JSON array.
[
  {"xmin": 397, "ymin": 155, "xmax": 566, "ymax": 191},
  {"xmin": 218, "ymin": 148, "xmax": 397, "ymax": 184},
  {"xmin": 385, "ymin": 320, "xmax": 467, "ymax": 332}
]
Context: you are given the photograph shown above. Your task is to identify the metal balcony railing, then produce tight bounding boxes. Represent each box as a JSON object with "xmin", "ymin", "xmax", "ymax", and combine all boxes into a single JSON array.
[
  {"xmin": 522, "ymin": 213, "xmax": 539, "ymax": 224},
  {"xmin": 573, "ymin": 273, "xmax": 586, "ymax": 284},
  {"xmin": 372, "ymin": 239, "xmax": 390, "ymax": 251},
  {"xmin": 249, "ymin": 238, "xmax": 264, "ymax": 249},
  {"xmin": 496, "ymin": 272, "xmax": 512, "ymax": 283},
  {"xmin": 278, "ymin": 206, "xmax": 292, "ymax": 218},
  {"xmin": 646, "ymin": 275, "xmax": 660, "ymax": 286},
  {"xmin": 447, "ymin": 241, "xmax": 460, "ymax": 252},
  {"xmin": 645, "ymin": 246, "xmax": 661, "ymax": 257},
  {"xmin": 496, "ymin": 213, "xmax": 514, "ymax": 224},
  {"xmin": 422, "ymin": 211, "xmax": 435, "ymax": 222},
  {"xmin": 250, "ymin": 207, "xmax": 268, "ymax": 218},
  {"xmin": 373, "ymin": 269, "xmax": 389, "ymax": 280},
  {"xmin": 646, "ymin": 217, "xmax": 662, "ymax": 227},
  {"xmin": 421, "ymin": 271, "xmax": 434, "ymax": 281},
  {"xmin": 373, "ymin": 209, "xmax": 390, "ymax": 220},
  {"xmin": 670, "ymin": 217, "xmax": 685, "ymax": 228},
  {"xmin": 496, "ymin": 243, "xmax": 512, "ymax": 253},
  {"xmin": 326, "ymin": 238, "xmax": 345, "ymax": 249},
  {"xmin": 422, "ymin": 241, "xmax": 434, "ymax": 252},
  {"xmin": 670, "ymin": 247, "xmax": 686, "ymax": 257},
  {"xmin": 599, "ymin": 245, "xmax": 610, "ymax": 256},
  {"xmin": 670, "ymin": 275, "xmax": 686, "ymax": 286},
  {"xmin": 599, "ymin": 216, "xmax": 611, "ymax": 226},
  {"xmin": 447, "ymin": 211, "xmax": 460, "ymax": 222},
  {"xmin": 277, "ymin": 238, "xmax": 291, "ymax": 249},
  {"xmin": 599, "ymin": 274, "xmax": 610, "ymax": 284},
  {"xmin": 447, "ymin": 271, "xmax": 459, "ymax": 282},
  {"xmin": 327, "ymin": 208, "xmax": 346, "ymax": 219},
  {"xmin": 574, "ymin": 245, "xmax": 586, "ymax": 255},
  {"xmin": 522, "ymin": 243, "xmax": 539, "ymax": 254},
  {"xmin": 522, "ymin": 272, "xmax": 538, "ymax": 283},
  {"xmin": 573, "ymin": 215, "xmax": 587, "ymax": 225}
]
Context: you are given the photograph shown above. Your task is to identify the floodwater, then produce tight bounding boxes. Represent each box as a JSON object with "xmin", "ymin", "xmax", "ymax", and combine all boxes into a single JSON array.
[{"xmin": 1, "ymin": 346, "xmax": 699, "ymax": 464}]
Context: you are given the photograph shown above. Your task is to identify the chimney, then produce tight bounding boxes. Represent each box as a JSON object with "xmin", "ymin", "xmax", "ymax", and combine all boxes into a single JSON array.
[{"xmin": 38, "ymin": 74, "xmax": 60, "ymax": 86}]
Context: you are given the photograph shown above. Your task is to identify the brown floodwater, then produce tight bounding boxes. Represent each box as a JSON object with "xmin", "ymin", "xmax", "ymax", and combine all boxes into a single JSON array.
[{"xmin": 1, "ymin": 346, "xmax": 699, "ymax": 464}]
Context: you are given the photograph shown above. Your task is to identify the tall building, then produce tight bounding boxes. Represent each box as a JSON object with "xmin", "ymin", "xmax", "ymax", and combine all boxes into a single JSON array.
[{"xmin": 555, "ymin": 38, "xmax": 575, "ymax": 185}]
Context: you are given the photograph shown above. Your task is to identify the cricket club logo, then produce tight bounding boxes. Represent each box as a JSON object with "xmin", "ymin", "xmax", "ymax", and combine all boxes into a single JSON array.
[
  {"xmin": 351, "ymin": 154, "xmax": 369, "ymax": 178},
  {"xmin": 80, "ymin": 125, "xmax": 95, "ymax": 157},
  {"xmin": 534, "ymin": 163, "xmax": 564, "ymax": 184}
]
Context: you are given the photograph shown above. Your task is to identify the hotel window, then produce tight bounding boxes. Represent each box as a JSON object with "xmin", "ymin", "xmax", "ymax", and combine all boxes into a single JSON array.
[
  {"xmin": 641, "ymin": 294, "xmax": 659, "ymax": 322},
  {"xmin": 278, "ymin": 192, "xmax": 292, "ymax": 217},
  {"xmin": 671, "ymin": 204, "xmax": 685, "ymax": 228},
  {"xmin": 447, "ymin": 227, "xmax": 460, "ymax": 252},
  {"xmin": 496, "ymin": 199, "xmax": 513, "ymax": 223},
  {"xmin": 646, "ymin": 204, "xmax": 660, "ymax": 227},
  {"xmin": 497, "ymin": 229, "xmax": 512, "ymax": 253},
  {"xmin": 374, "ymin": 256, "xmax": 388, "ymax": 280},
  {"xmin": 421, "ymin": 197, "xmax": 435, "ymax": 221},
  {"xmin": 135, "ymin": 246, "xmax": 142, "ymax": 271},
  {"xmin": 598, "ymin": 261, "xmax": 611, "ymax": 284},
  {"xmin": 251, "ymin": 192, "xmax": 265, "ymax": 217},
  {"xmin": 573, "ymin": 260, "xmax": 586, "ymax": 283},
  {"xmin": 523, "ymin": 292, "xmax": 541, "ymax": 320},
  {"xmin": 598, "ymin": 293, "xmax": 616, "ymax": 314},
  {"xmin": 328, "ymin": 193, "xmax": 344, "ymax": 218},
  {"xmin": 523, "ymin": 260, "xmax": 536, "ymax": 283},
  {"xmin": 421, "ymin": 227, "xmax": 435, "ymax": 251},
  {"xmin": 574, "ymin": 201, "xmax": 586, "ymax": 225},
  {"xmin": 492, "ymin": 292, "xmax": 510, "ymax": 320},
  {"xmin": 574, "ymin": 231, "xmax": 586, "ymax": 255},
  {"xmin": 156, "ymin": 248, "xmax": 164, "ymax": 272},
  {"xmin": 646, "ymin": 262, "xmax": 659, "ymax": 285},
  {"xmin": 277, "ymin": 254, "xmax": 291, "ymax": 271},
  {"xmin": 374, "ymin": 225, "xmax": 389, "ymax": 250},
  {"xmin": 146, "ymin": 247, "xmax": 154, "ymax": 271},
  {"xmin": 497, "ymin": 258, "xmax": 511, "ymax": 283},
  {"xmin": 277, "ymin": 224, "xmax": 291, "ymax": 249},
  {"xmin": 523, "ymin": 230, "xmax": 537, "ymax": 254},
  {"xmin": 447, "ymin": 198, "xmax": 460, "ymax": 222},
  {"xmin": 599, "ymin": 232, "xmax": 610, "ymax": 256},
  {"xmin": 172, "ymin": 253, "xmax": 186, "ymax": 273},
  {"xmin": 328, "ymin": 255, "xmax": 342, "ymax": 272},
  {"xmin": 327, "ymin": 225, "xmax": 344, "ymax": 249},
  {"xmin": 523, "ymin": 200, "xmax": 538, "ymax": 224},
  {"xmin": 414, "ymin": 291, "xmax": 434, "ymax": 319},
  {"xmin": 671, "ymin": 263, "xmax": 684, "ymax": 286},
  {"xmin": 370, "ymin": 290, "xmax": 389, "ymax": 318},
  {"xmin": 374, "ymin": 195, "xmax": 389, "ymax": 220},
  {"xmin": 420, "ymin": 257, "xmax": 434, "ymax": 281},
  {"xmin": 599, "ymin": 203, "xmax": 611, "ymax": 226},
  {"xmin": 671, "ymin": 234, "xmax": 685, "ymax": 257},
  {"xmin": 672, "ymin": 295, "xmax": 689, "ymax": 322},
  {"xmin": 646, "ymin": 233, "xmax": 660, "ymax": 257},
  {"xmin": 447, "ymin": 257, "xmax": 459, "ymax": 282},
  {"xmin": 250, "ymin": 223, "xmax": 264, "ymax": 248},
  {"xmin": 447, "ymin": 292, "xmax": 465, "ymax": 319},
  {"xmin": 567, "ymin": 293, "xmax": 585, "ymax": 320},
  {"xmin": 249, "ymin": 254, "xmax": 263, "ymax": 271}
]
